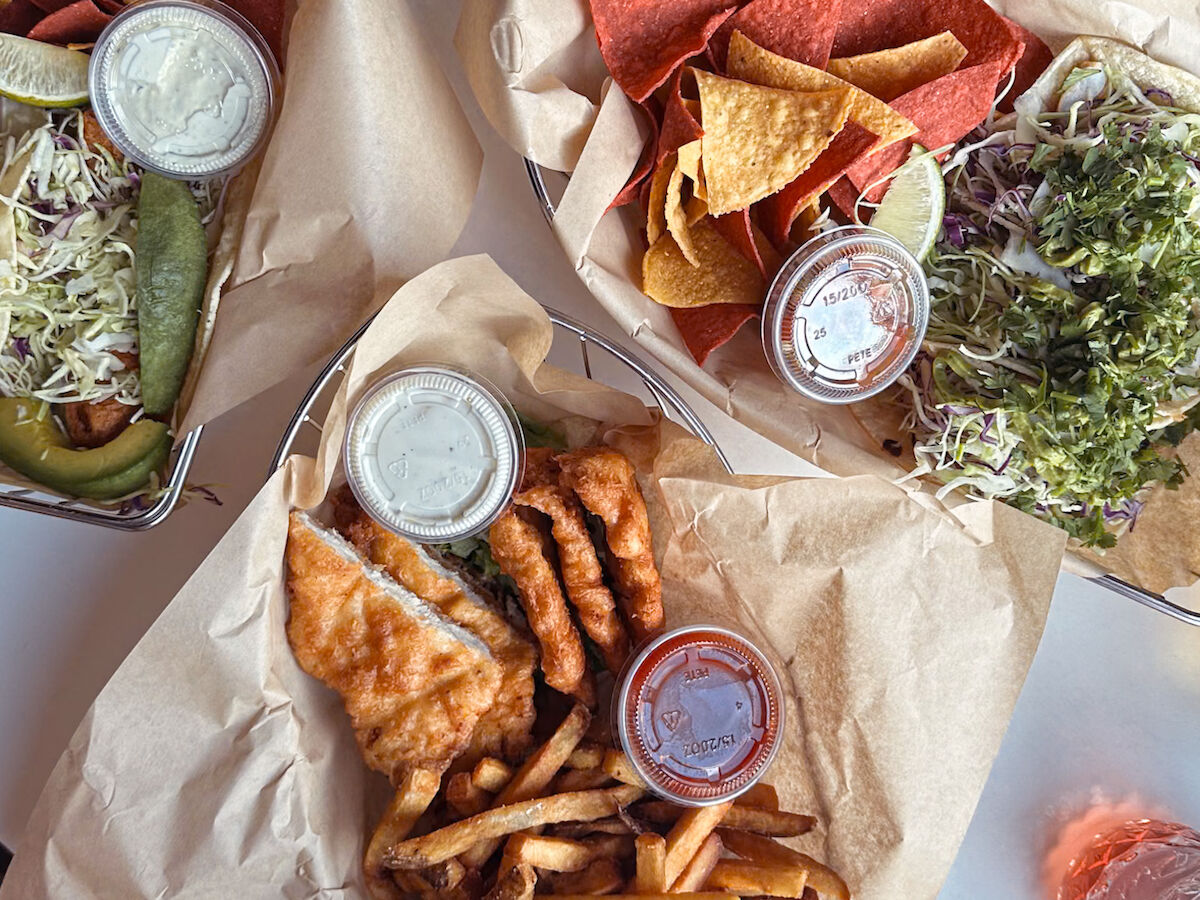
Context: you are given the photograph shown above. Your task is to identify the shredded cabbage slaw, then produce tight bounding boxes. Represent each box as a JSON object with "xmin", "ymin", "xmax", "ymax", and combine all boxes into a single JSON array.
[{"xmin": 897, "ymin": 64, "xmax": 1200, "ymax": 546}]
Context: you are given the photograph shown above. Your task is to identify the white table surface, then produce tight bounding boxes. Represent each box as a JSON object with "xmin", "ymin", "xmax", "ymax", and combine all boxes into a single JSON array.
[{"xmin": 3, "ymin": 4, "xmax": 1200, "ymax": 896}]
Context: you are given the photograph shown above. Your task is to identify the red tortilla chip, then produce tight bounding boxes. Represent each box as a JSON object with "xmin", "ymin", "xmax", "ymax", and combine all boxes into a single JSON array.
[
  {"xmin": 226, "ymin": 0, "xmax": 285, "ymax": 64},
  {"xmin": 589, "ymin": 0, "xmax": 738, "ymax": 102},
  {"xmin": 846, "ymin": 61, "xmax": 1002, "ymax": 202},
  {"xmin": 658, "ymin": 68, "xmax": 703, "ymax": 165},
  {"xmin": 827, "ymin": 176, "xmax": 860, "ymax": 220},
  {"xmin": 711, "ymin": 209, "xmax": 764, "ymax": 276},
  {"xmin": 26, "ymin": 0, "xmax": 110, "ymax": 44},
  {"xmin": 29, "ymin": 0, "xmax": 80, "ymax": 14},
  {"xmin": 833, "ymin": 0, "xmax": 1022, "ymax": 75},
  {"xmin": 712, "ymin": 0, "xmax": 843, "ymax": 69},
  {"xmin": 2, "ymin": 0, "xmax": 45, "ymax": 34},
  {"xmin": 611, "ymin": 99, "xmax": 661, "ymax": 210},
  {"xmin": 671, "ymin": 303, "xmax": 760, "ymax": 365},
  {"xmin": 759, "ymin": 119, "xmax": 879, "ymax": 247},
  {"xmin": 998, "ymin": 18, "xmax": 1053, "ymax": 112}
]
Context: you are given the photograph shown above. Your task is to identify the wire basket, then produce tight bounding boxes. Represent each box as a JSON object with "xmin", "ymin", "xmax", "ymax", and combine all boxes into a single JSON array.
[
  {"xmin": 269, "ymin": 307, "xmax": 729, "ymax": 474},
  {"xmin": 0, "ymin": 426, "xmax": 202, "ymax": 530},
  {"xmin": 524, "ymin": 159, "xmax": 1200, "ymax": 628}
]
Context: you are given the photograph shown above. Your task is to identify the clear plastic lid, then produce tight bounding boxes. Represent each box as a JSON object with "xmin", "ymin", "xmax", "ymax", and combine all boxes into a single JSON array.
[
  {"xmin": 89, "ymin": 0, "xmax": 279, "ymax": 179},
  {"xmin": 615, "ymin": 625, "xmax": 784, "ymax": 806},
  {"xmin": 762, "ymin": 225, "xmax": 929, "ymax": 404},
  {"xmin": 343, "ymin": 366, "xmax": 525, "ymax": 543}
]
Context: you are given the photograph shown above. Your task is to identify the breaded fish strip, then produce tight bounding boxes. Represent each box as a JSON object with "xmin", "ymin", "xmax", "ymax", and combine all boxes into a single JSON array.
[
  {"xmin": 490, "ymin": 506, "xmax": 594, "ymax": 706},
  {"xmin": 557, "ymin": 447, "xmax": 664, "ymax": 642},
  {"xmin": 285, "ymin": 511, "xmax": 501, "ymax": 782},
  {"xmin": 515, "ymin": 449, "xmax": 630, "ymax": 673},
  {"xmin": 332, "ymin": 488, "xmax": 538, "ymax": 763}
]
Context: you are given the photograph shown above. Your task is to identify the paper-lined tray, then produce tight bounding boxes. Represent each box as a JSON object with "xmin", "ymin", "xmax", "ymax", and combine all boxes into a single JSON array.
[
  {"xmin": 457, "ymin": 0, "xmax": 1200, "ymax": 602},
  {"xmin": 1, "ymin": 255, "xmax": 1065, "ymax": 900}
]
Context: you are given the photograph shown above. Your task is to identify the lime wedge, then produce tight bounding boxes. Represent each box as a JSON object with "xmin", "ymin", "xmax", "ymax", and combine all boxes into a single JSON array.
[
  {"xmin": 0, "ymin": 35, "xmax": 89, "ymax": 108},
  {"xmin": 870, "ymin": 144, "xmax": 945, "ymax": 262}
]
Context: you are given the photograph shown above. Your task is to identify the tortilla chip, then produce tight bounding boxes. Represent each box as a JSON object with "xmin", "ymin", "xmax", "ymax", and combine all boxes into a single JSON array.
[
  {"xmin": 1, "ymin": 0, "xmax": 44, "ymax": 34},
  {"xmin": 611, "ymin": 100, "xmax": 660, "ymax": 210},
  {"xmin": 711, "ymin": 209, "xmax": 761, "ymax": 275},
  {"xmin": 827, "ymin": 176, "xmax": 861, "ymax": 220},
  {"xmin": 833, "ymin": 0, "xmax": 1022, "ymax": 75},
  {"xmin": 695, "ymin": 68, "xmax": 852, "ymax": 215},
  {"xmin": 998, "ymin": 18, "xmax": 1053, "ymax": 112},
  {"xmin": 589, "ymin": 0, "xmax": 738, "ymax": 102},
  {"xmin": 25, "ymin": 0, "xmax": 109, "ymax": 43},
  {"xmin": 226, "ymin": 0, "xmax": 285, "ymax": 64},
  {"xmin": 677, "ymin": 139, "xmax": 702, "ymax": 183},
  {"xmin": 726, "ymin": 31, "xmax": 917, "ymax": 149},
  {"xmin": 711, "ymin": 0, "xmax": 843, "ymax": 69},
  {"xmin": 685, "ymin": 195, "xmax": 708, "ymax": 225},
  {"xmin": 846, "ymin": 61, "xmax": 1002, "ymax": 201},
  {"xmin": 759, "ymin": 119, "xmax": 879, "ymax": 246},
  {"xmin": 665, "ymin": 163, "xmax": 700, "ymax": 265},
  {"xmin": 671, "ymin": 303, "xmax": 761, "ymax": 365},
  {"xmin": 643, "ymin": 217, "xmax": 765, "ymax": 308},
  {"xmin": 827, "ymin": 31, "xmax": 968, "ymax": 102},
  {"xmin": 646, "ymin": 153, "xmax": 675, "ymax": 246},
  {"xmin": 658, "ymin": 68, "xmax": 704, "ymax": 165}
]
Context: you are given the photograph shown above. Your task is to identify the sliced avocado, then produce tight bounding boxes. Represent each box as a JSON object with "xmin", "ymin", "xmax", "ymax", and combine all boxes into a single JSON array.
[
  {"xmin": 136, "ymin": 172, "xmax": 208, "ymax": 417},
  {"xmin": 0, "ymin": 397, "xmax": 171, "ymax": 499}
]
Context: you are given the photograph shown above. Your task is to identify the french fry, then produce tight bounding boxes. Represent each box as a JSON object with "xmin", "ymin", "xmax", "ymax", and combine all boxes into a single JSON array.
[
  {"xmin": 566, "ymin": 743, "xmax": 606, "ymax": 771},
  {"xmin": 505, "ymin": 833, "xmax": 634, "ymax": 872},
  {"xmin": 663, "ymin": 801, "xmax": 733, "ymax": 887},
  {"xmin": 545, "ymin": 857, "xmax": 625, "ymax": 894},
  {"xmin": 473, "ymin": 757, "xmax": 515, "ymax": 793},
  {"xmin": 410, "ymin": 857, "xmax": 466, "ymax": 892},
  {"xmin": 484, "ymin": 862, "xmax": 538, "ymax": 900},
  {"xmin": 552, "ymin": 817, "xmax": 636, "ymax": 838},
  {"xmin": 363, "ymin": 769, "xmax": 441, "ymax": 900},
  {"xmin": 602, "ymin": 749, "xmax": 648, "ymax": 788},
  {"xmin": 634, "ymin": 833, "xmax": 668, "ymax": 891},
  {"xmin": 553, "ymin": 766, "xmax": 615, "ymax": 793},
  {"xmin": 669, "ymin": 832, "xmax": 722, "ymax": 892},
  {"xmin": 635, "ymin": 801, "xmax": 815, "ymax": 836},
  {"xmin": 705, "ymin": 859, "xmax": 808, "ymax": 896},
  {"xmin": 459, "ymin": 704, "xmax": 593, "ymax": 868},
  {"xmin": 447, "ymin": 771, "xmax": 492, "ymax": 818},
  {"xmin": 737, "ymin": 782, "xmax": 779, "ymax": 810},
  {"xmin": 716, "ymin": 828, "xmax": 851, "ymax": 900},
  {"xmin": 385, "ymin": 784, "xmax": 645, "ymax": 868}
]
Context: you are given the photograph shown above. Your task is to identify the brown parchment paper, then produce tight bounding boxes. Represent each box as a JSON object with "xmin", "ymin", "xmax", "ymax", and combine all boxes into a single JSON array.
[
  {"xmin": 0, "ymin": 0, "xmax": 483, "ymax": 499},
  {"xmin": 1, "ymin": 254, "xmax": 1065, "ymax": 900},
  {"xmin": 456, "ymin": 0, "xmax": 1200, "ymax": 595}
]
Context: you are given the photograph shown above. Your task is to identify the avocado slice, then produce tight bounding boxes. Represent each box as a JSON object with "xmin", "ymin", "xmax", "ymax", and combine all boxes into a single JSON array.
[
  {"xmin": 0, "ymin": 397, "xmax": 171, "ymax": 499},
  {"xmin": 136, "ymin": 172, "xmax": 208, "ymax": 417}
]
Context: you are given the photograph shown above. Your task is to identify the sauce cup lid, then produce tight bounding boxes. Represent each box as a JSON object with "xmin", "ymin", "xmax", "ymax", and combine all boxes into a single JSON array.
[
  {"xmin": 615, "ymin": 625, "xmax": 784, "ymax": 806},
  {"xmin": 762, "ymin": 225, "xmax": 929, "ymax": 404},
  {"xmin": 343, "ymin": 366, "xmax": 525, "ymax": 544},
  {"xmin": 89, "ymin": 0, "xmax": 279, "ymax": 180}
]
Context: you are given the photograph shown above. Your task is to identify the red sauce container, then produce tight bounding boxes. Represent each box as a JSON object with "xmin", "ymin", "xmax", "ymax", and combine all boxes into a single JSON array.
[{"xmin": 614, "ymin": 625, "xmax": 784, "ymax": 806}]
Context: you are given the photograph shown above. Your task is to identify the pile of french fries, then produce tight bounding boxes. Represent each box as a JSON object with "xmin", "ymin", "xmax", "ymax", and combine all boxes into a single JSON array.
[{"xmin": 366, "ymin": 704, "xmax": 849, "ymax": 899}]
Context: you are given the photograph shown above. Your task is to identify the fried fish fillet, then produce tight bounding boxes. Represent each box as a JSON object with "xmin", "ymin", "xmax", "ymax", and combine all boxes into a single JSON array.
[
  {"xmin": 490, "ymin": 505, "xmax": 595, "ymax": 706},
  {"xmin": 285, "ymin": 511, "xmax": 501, "ymax": 782},
  {"xmin": 515, "ymin": 448, "xmax": 630, "ymax": 673},
  {"xmin": 332, "ymin": 487, "xmax": 538, "ymax": 764},
  {"xmin": 557, "ymin": 447, "xmax": 664, "ymax": 642}
]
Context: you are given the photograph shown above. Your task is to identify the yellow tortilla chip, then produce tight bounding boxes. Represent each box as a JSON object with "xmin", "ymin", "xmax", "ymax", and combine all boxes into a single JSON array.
[
  {"xmin": 828, "ymin": 31, "xmax": 968, "ymax": 101},
  {"xmin": 677, "ymin": 139, "xmax": 706, "ymax": 201},
  {"xmin": 646, "ymin": 153, "xmax": 675, "ymax": 246},
  {"xmin": 642, "ymin": 218, "xmax": 765, "ymax": 308},
  {"xmin": 726, "ymin": 30, "xmax": 917, "ymax": 150},
  {"xmin": 665, "ymin": 163, "xmax": 699, "ymax": 266},
  {"xmin": 694, "ymin": 68, "xmax": 852, "ymax": 216},
  {"xmin": 685, "ymin": 195, "xmax": 708, "ymax": 225}
]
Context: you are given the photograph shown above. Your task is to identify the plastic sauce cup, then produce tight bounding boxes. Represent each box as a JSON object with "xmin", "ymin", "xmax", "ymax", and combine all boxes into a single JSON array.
[
  {"xmin": 343, "ymin": 366, "xmax": 525, "ymax": 543},
  {"xmin": 89, "ymin": 0, "xmax": 279, "ymax": 180},
  {"xmin": 762, "ymin": 225, "xmax": 929, "ymax": 404},
  {"xmin": 614, "ymin": 625, "xmax": 784, "ymax": 806}
]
